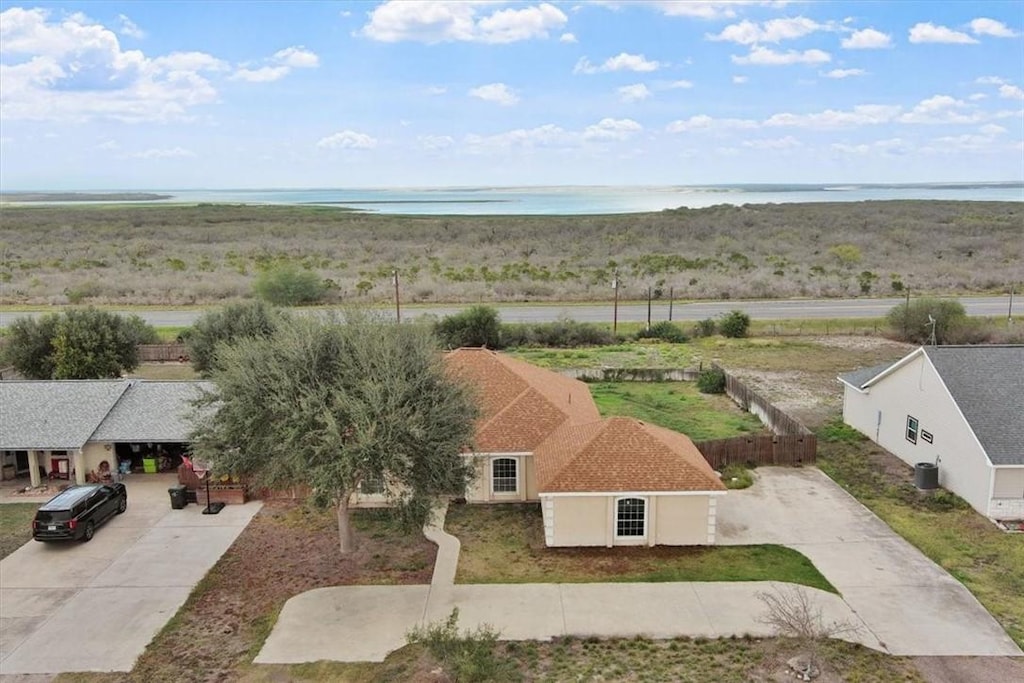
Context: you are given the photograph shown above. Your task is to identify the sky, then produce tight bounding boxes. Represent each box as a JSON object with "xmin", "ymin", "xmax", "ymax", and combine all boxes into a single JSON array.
[{"xmin": 1, "ymin": 0, "xmax": 1022, "ymax": 189}]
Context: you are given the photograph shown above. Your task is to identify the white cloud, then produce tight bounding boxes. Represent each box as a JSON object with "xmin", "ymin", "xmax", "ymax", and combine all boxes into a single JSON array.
[
  {"xmin": 823, "ymin": 68, "xmax": 866, "ymax": 79},
  {"xmin": 970, "ymin": 18, "xmax": 1018, "ymax": 38},
  {"xmin": 765, "ymin": 104, "xmax": 901, "ymax": 128},
  {"xmin": 980, "ymin": 124, "xmax": 1007, "ymax": 135},
  {"xmin": 316, "ymin": 130, "xmax": 378, "ymax": 150},
  {"xmin": 129, "ymin": 147, "xmax": 195, "ymax": 159},
  {"xmin": 708, "ymin": 17, "xmax": 832, "ymax": 45},
  {"xmin": 117, "ymin": 14, "xmax": 145, "ymax": 39},
  {"xmin": 0, "ymin": 8, "xmax": 226, "ymax": 122},
  {"xmin": 731, "ymin": 46, "xmax": 830, "ymax": 66},
  {"xmin": 898, "ymin": 95, "xmax": 983, "ymax": 124},
  {"xmin": 232, "ymin": 66, "xmax": 291, "ymax": 83},
  {"xmin": 465, "ymin": 124, "xmax": 571, "ymax": 150},
  {"xmin": 665, "ymin": 115, "xmax": 758, "ymax": 132},
  {"xmin": 976, "ymin": 76, "xmax": 1006, "ymax": 85},
  {"xmin": 831, "ymin": 138, "xmax": 909, "ymax": 156},
  {"xmin": 360, "ymin": 1, "xmax": 567, "ymax": 44},
  {"xmin": 418, "ymin": 134, "xmax": 455, "ymax": 150},
  {"xmin": 574, "ymin": 52, "xmax": 662, "ymax": 74},
  {"xmin": 424, "ymin": 85, "xmax": 448, "ymax": 96},
  {"xmin": 968, "ymin": 93, "xmax": 988, "ymax": 101},
  {"xmin": 908, "ymin": 22, "xmax": 978, "ymax": 44},
  {"xmin": 841, "ymin": 28, "xmax": 891, "ymax": 49},
  {"xmin": 559, "ymin": 32, "xmax": 577, "ymax": 43},
  {"xmin": 95, "ymin": 139, "xmax": 120, "ymax": 150},
  {"xmin": 665, "ymin": 80, "xmax": 694, "ymax": 89},
  {"xmin": 274, "ymin": 46, "xmax": 320, "ymax": 68},
  {"xmin": 602, "ymin": 1, "xmax": 795, "ymax": 21},
  {"xmin": 742, "ymin": 136, "xmax": 801, "ymax": 149},
  {"xmin": 999, "ymin": 84, "xmax": 1024, "ymax": 100},
  {"xmin": 618, "ymin": 83, "xmax": 651, "ymax": 102},
  {"xmin": 732, "ymin": 75, "xmax": 749, "ymax": 84},
  {"xmin": 469, "ymin": 82, "xmax": 519, "ymax": 105},
  {"xmin": 582, "ymin": 117, "xmax": 642, "ymax": 141}
]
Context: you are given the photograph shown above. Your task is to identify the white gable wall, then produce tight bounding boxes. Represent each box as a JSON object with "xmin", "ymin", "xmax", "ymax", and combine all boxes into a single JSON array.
[{"xmin": 842, "ymin": 352, "xmax": 993, "ymax": 516}]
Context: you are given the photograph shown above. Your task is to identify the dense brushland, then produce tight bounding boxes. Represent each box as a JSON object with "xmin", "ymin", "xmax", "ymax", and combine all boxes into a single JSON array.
[{"xmin": 0, "ymin": 200, "xmax": 1019, "ymax": 306}]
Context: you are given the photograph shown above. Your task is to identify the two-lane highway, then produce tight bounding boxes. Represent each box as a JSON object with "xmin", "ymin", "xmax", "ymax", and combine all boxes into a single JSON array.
[{"xmin": 0, "ymin": 296, "xmax": 1017, "ymax": 328}]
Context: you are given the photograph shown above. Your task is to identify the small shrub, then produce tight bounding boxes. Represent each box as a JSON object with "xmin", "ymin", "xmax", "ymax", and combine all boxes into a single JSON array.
[
  {"xmin": 253, "ymin": 263, "xmax": 325, "ymax": 306},
  {"xmin": 719, "ymin": 310, "xmax": 751, "ymax": 338},
  {"xmin": 697, "ymin": 367, "xmax": 726, "ymax": 394},
  {"xmin": 407, "ymin": 608, "xmax": 516, "ymax": 683},
  {"xmin": 721, "ymin": 464, "xmax": 754, "ymax": 489},
  {"xmin": 693, "ymin": 318, "xmax": 717, "ymax": 337},
  {"xmin": 501, "ymin": 318, "xmax": 617, "ymax": 348},
  {"xmin": 635, "ymin": 321, "xmax": 688, "ymax": 343},
  {"xmin": 885, "ymin": 297, "xmax": 967, "ymax": 344},
  {"xmin": 435, "ymin": 305, "xmax": 502, "ymax": 349}
]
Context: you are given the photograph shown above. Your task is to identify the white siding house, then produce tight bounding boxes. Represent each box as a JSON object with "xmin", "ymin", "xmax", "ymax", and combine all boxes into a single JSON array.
[{"xmin": 840, "ymin": 346, "xmax": 1024, "ymax": 520}]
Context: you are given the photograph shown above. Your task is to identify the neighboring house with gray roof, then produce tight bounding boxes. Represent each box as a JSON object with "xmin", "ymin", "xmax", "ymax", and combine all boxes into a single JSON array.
[
  {"xmin": 839, "ymin": 345, "xmax": 1024, "ymax": 520},
  {"xmin": 1, "ymin": 380, "xmax": 210, "ymax": 488}
]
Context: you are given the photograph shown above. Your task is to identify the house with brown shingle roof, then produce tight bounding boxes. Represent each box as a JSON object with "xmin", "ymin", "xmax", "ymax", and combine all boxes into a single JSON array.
[{"xmin": 446, "ymin": 348, "xmax": 726, "ymax": 547}]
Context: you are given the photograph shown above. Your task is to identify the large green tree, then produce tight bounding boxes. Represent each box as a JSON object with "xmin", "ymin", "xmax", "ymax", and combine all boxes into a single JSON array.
[
  {"xmin": 190, "ymin": 313, "xmax": 479, "ymax": 553},
  {"xmin": 184, "ymin": 300, "xmax": 286, "ymax": 376},
  {"xmin": 3, "ymin": 308, "xmax": 158, "ymax": 379},
  {"xmin": 886, "ymin": 298, "xmax": 968, "ymax": 344}
]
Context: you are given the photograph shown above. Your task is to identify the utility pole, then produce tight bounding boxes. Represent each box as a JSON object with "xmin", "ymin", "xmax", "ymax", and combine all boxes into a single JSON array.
[
  {"xmin": 1010, "ymin": 285, "xmax": 1015, "ymax": 323},
  {"xmin": 668, "ymin": 286, "xmax": 674, "ymax": 322},
  {"xmin": 646, "ymin": 286, "xmax": 652, "ymax": 331},
  {"xmin": 612, "ymin": 270, "xmax": 620, "ymax": 335},
  {"xmin": 904, "ymin": 287, "xmax": 910, "ymax": 339},
  {"xmin": 392, "ymin": 269, "xmax": 401, "ymax": 323}
]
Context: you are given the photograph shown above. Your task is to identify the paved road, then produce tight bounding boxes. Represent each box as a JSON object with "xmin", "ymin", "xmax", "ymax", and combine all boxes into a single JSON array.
[
  {"xmin": 0, "ymin": 296, "xmax": 1017, "ymax": 328},
  {"xmin": 0, "ymin": 475, "xmax": 261, "ymax": 675}
]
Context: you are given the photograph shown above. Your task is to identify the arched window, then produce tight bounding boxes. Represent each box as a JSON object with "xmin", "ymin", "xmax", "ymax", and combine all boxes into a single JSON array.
[
  {"xmin": 492, "ymin": 458, "xmax": 518, "ymax": 493},
  {"xmin": 616, "ymin": 497, "xmax": 646, "ymax": 537}
]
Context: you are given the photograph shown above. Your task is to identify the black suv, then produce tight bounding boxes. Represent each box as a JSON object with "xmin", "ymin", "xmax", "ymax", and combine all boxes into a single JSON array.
[{"xmin": 32, "ymin": 483, "xmax": 128, "ymax": 542}]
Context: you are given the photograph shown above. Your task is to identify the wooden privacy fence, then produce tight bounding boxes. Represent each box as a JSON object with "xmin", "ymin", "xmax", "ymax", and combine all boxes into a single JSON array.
[
  {"xmin": 138, "ymin": 343, "xmax": 189, "ymax": 362},
  {"xmin": 715, "ymin": 364, "xmax": 813, "ymax": 437},
  {"xmin": 695, "ymin": 434, "xmax": 817, "ymax": 470}
]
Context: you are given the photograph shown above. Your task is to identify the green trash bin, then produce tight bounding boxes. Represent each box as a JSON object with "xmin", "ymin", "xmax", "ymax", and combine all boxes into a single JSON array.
[{"xmin": 168, "ymin": 485, "xmax": 187, "ymax": 510}]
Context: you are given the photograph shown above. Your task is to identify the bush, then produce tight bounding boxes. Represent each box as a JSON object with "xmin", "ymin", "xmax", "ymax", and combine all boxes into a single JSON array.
[
  {"xmin": 186, "ymin": 301, "xmax": 285, "ymax": 375},
  {"xmin": 635, "ymin": 321, "xmax": 688, "ymax": 343},
  {"xmin": 721, "ymin": 463, "xmax": 754, "ymax": 489},
  {"xmin": 2, "ymin": 307, "xmax": 157, "ymax": 379},
  {"xmin": 252, "ymin": 263, "xmax": 325, "ymax": 305},
  {"xmin": 719, "ymin": 310, "xmax": 751, "ymax": 338},
  {"xmin": 885, "ymin": 298, "xmax": 967, "ymax": 344},
  {"xmin": 501, "ymin": 317, "xmax": 617, "ymax": 348},
  {"xmin": 406, "ymin": 608, "xmax": 516, "ymax": 683},
  {"xmin": 693, "ymin": 318, "xmax": 717, "ymax": 337},
  {"xmin": 435, "ymin": 305, "xmax": 501, "ymax": 348},
  {"xmin": 697, "ymin": 367, "xmax": 726, "ymax": 394}
]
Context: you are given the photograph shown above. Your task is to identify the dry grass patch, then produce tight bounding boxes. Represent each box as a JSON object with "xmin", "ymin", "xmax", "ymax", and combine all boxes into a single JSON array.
[
  {"xmin": 447, "ymin": 503, "xmax": 834, "ymax": 592},
  {"xmin": 0, "ymin": 502, "xmax": 37, "ymax": 560}
]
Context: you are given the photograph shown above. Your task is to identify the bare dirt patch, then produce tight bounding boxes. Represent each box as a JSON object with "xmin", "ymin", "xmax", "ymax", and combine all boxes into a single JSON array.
[{"xmin": 54, "ymin": 502, "xmax": 436, "ymax": 683}]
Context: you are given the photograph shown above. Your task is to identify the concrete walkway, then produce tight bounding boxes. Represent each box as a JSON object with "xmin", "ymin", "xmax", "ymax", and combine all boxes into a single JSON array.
[
  {"xmin": 0, "ymin": 475, "xmax": 261, "ymax": 675},
  {"xmin": 258, "ymin": 470, "xmax": 1023, "ymax": 664}
]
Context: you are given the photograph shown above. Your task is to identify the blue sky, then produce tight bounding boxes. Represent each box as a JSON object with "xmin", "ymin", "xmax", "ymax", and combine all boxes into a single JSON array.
[{"xmin": 1, "ymin": 1, "xmax": 1022, "ymax": 189}]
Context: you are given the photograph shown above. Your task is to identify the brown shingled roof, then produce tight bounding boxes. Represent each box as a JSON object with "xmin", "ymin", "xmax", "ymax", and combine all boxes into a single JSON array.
[
  {"xmin": 536, "ymin": 417, "xmax": 726, "ymax": 493},
  {"xmin": 445, "ymin": 348, "xmax": 600, "ymax": 452}
]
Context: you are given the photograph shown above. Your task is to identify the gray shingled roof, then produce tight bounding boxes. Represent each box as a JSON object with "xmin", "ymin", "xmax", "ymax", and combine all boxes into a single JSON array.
[
  {"xmin": 0, "ymin": 381, "xmax": 130, "ymax": 450},
  {"xmin": 839, "ymin": 362, "xmax": 893, "ymax": 390},
  {"xmin": 91, "ymin": 381, "xmax": 214, "ymax": 442},
  {"xmin": 923, "ymin": 346, "xmax": 1024, "ymax": 466}
]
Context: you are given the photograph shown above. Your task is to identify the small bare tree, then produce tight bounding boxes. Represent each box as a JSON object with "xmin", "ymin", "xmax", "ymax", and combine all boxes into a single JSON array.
[{"xmin": 757, "ymin": 585, "xmax": 861, "ymax": 680}]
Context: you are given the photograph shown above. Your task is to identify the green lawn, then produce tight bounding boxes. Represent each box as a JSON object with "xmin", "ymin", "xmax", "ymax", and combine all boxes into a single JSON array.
[
  {"xmin": 447, "ymin": 503, "xmax": 835, "ymax": 593},
  {"xmin": 589, "ymin": 381, "xmax": 765, "ymax": 441},
  {"xmin": 0, "ymin": 503, "xmax": 38, "ymax": 560},
  {"xmin": 817, "ymin": 422, "xmax": 1024, "ymax": 649}
]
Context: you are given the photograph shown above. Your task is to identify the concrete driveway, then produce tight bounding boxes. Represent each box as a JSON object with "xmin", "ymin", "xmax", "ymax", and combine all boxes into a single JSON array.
[
  {"xmin": 716, "ymin": 467, "xmax": 1021, "ymax": 657},
  {"xmin": 0, "ymin": 474, "xmax": 261, "ymax": 675}
]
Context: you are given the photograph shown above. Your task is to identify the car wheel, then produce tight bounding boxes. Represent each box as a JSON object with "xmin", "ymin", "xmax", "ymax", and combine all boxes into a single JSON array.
[
  {"xmin": 117, "ymin": 496, "xmax": 127, "ymax": 514},
  {"xmin": 82, "ymin": 521, "xmax": 95, "ymax": 542}
]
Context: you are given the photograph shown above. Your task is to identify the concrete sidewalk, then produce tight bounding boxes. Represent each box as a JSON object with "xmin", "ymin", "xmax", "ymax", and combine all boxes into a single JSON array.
[{"xmin": 256, "ymin": 580, "xmax": 869, "ymax": 664}]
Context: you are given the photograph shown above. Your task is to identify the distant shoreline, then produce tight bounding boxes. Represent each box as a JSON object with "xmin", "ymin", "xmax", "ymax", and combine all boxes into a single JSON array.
[{"xmin": 0, "ymin": 192, "xmax": 172, "ymax": 202}]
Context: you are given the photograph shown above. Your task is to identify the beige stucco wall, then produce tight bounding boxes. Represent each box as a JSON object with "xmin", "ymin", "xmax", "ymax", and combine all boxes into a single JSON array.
[
  {"xmin": 82, "ymin": 442, "xmax": 112, "ymax": 475},
  {"xmin": 653, "ymin": 495, "xmax": 714, "ymax": 545},
  {"xmin": 843, "ymin": 353, "xmax": 994, "ymax": 516},
  {"xmin": 990, "ymin": 468, "xmax": 1024, "ymax": 519},
  {"xmin": 463, "ymin": 453, "xmax": 536, "ymax": 503},
  {"xmin": 542, "ymin": 494, "xmax": 718, "ymax": 548}
]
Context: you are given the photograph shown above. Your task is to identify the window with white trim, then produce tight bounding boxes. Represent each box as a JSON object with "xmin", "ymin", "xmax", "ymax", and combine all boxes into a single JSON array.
[
  {"xmin": 616, "ymin": 497, "xmax": 646, "ymax": 537},
  {"xmin": 360, "ymin": 473, "xmax": 385, "ymax": 494},
  {"xmin": 491, "ymin": 458, "xmax": 517, "ymax": 493},
  {"xmin": 906, "ymin": 416, "xmax": 919, "ymax": 444}
]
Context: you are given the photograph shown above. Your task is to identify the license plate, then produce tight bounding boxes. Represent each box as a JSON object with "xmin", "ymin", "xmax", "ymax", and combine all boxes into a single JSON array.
[{"xmin": 48, "ymin": 525, "xmax": 56, "ymax": 531}]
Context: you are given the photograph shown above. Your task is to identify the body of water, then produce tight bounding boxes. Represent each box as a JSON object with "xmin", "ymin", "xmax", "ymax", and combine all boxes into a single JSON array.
[{"xmin": 9, "ymin": 182, "xmax": 1024, "ymax": 215}]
